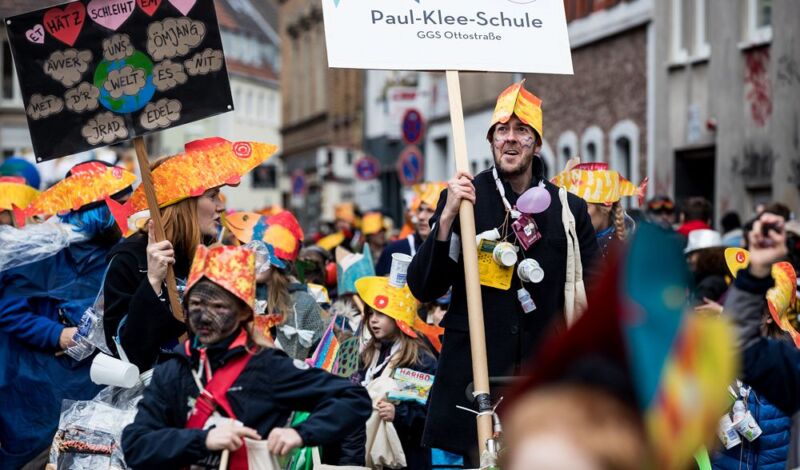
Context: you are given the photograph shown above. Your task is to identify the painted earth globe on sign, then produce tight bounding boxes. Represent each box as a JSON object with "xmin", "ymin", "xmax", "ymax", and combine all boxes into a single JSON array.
[{"xmin": 94, "ymin": 50, "xmax": 156, "ymax": 114}]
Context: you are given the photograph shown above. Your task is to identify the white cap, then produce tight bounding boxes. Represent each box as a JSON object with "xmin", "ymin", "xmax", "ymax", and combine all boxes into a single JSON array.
[{"xmin": 684, "ymin": 229, "xmax": 723, "ymax": 254}]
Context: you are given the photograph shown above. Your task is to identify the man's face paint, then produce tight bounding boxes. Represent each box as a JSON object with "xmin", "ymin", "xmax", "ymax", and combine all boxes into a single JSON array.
[
  {"xmin": 492, "ymin": 115, "xmax": 538, "ymax": 178},
  {"xmin": 186, "ymin": 280, "xmax": 245, "ymax": 345}
]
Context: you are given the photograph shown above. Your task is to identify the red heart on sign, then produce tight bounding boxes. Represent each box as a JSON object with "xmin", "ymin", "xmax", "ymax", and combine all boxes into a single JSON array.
[
  {"xmin": 43, "ymin": 2, "xmax": 86, "ymax": 46},
  {"xmin": 137, "ymin": 0, "xmax": 162, "ymax": 17}
]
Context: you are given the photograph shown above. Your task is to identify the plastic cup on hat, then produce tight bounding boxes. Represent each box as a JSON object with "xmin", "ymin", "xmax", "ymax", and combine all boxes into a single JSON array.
[
  {"xmin": 389, "ymin": 253, "xmax": 413, "ymax": 288},
  {"xmin": 90, "ymin": 353, "xmax": 140, "ymax": 388}
]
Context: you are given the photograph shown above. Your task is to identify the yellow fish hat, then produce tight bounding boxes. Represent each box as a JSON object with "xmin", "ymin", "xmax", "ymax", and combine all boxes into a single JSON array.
[
  {"xmin": 16, "ymin": 162, "xmax": 135, "ymax": 227},
  {"xmin": 551, "ymin": 159, "xmax": 648, "ymax": 206},
  {"xmin": 487, "ymin": 79, "xmax": 543, "ymax": 141},
  {"xmin": 0, "ymin": 176, "xmax": 39, "ymax": 212},
  {"xmin": 316, "ymin": 232, "xmax": 346, "ymax": 252},
  {"xmin": 186, "ymin": 245, "xmax": 256, "ymax": 312},
  {"xmin": 411, "ymin": 182, "xmax": 447, "ymax": 211},
  {"xmin": 361, "ymin": 212, "xmax": 384, "ymax": 236},
  {"xmin": 355, "ymin": 276, "xmax": 419, "ymax": 338},
  {"xmin": 106, "ymin": 137, "xmax": 277, "ymax": 232},
  {"xmin": 725, "ymin": 247, "xmax": 800, "ymax": 347}
]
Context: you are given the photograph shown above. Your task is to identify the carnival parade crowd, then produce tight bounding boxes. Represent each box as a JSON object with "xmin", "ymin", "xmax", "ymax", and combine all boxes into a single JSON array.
[{"xmin": 2, "ymin": 81, "xmax": 800, "ymax": 470}]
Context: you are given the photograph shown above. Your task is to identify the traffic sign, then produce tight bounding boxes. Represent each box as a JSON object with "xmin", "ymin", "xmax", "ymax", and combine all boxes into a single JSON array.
[
  {"xmin": 291, "ymin": 170, "xmax": 307, "ymax": 196},
  {"xmin": 354, "ymin": 155, "xmax": 381, "ymax": 181},
  {"xmin": 396, "ymin": 146, "xmax": 424, "ymax": 186},
  {"xmin": 401, "ymin": 109, "xmax": 425, "ymax": 145}
]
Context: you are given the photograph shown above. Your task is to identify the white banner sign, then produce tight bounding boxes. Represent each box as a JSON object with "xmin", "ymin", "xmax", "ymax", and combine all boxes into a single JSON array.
[{"xmin": 321, "ymin": 0, "xmax": 573, "ymax": 74}]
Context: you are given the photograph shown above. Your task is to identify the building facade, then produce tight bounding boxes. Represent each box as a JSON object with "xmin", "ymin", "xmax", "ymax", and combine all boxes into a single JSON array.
[
  {"xmin": 279, "ymin": 0, "xmax": 364, "ymax": 232},
  {"xmin": 652, "ymin": 0, "xmax": 800, "ymax": 222}
]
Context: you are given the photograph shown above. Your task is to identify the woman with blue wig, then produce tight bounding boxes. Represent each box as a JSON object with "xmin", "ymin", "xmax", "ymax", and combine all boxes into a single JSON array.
[{"xmin": 0, "ymin": 161, "xmax": 134, "ymax": 469}]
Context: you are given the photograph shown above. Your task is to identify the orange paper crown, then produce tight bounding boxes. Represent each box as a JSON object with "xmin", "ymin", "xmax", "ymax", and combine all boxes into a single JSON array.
[
  {"xmin": 186, "ymin": 245, "xmax": 256, "ymax": 311},
  {"xmin": 488, "ymin": 80, "xmax": 543, "ymax": 141},
  {"xmin": 0, "ymin": 176, "xmax": 39, "ymax": 212},
  {"xmin": 106, "ymin": 137, "xmax": 277, "ymax": 232},
  {"xmin": 15, "ymin": 162, "xmax": 135, "ymax": 226},
  {"xmin": 361, "ymin": 212, "xmax": 384, "ymax": 236},
  {"xmin": 551, "ymin": 161, "xmax": 648, "ymax": 206}
]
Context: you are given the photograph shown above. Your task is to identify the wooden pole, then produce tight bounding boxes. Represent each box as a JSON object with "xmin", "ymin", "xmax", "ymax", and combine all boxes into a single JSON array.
[
  {"xmin": 133, "ymin": 137, "xmax": 184, "ymax": 322},
  {"xmin": 445, "ymin": 70, "xmax": 493, "ymax": 455},
  {"xmin": 219, "ymin": 450, "xmax": 230, "ymax": 470}
]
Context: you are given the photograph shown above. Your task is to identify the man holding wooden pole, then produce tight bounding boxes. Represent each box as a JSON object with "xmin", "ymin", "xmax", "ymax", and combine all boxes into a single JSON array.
[{"xmin": 407, "ymin": 80, "xmax": 599, "ymax": 464}]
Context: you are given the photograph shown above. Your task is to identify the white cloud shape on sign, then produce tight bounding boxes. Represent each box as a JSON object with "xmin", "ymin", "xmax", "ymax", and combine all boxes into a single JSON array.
[
  {"xmin": 102, "ymin": 34, "xmax": 134, "ymax": 61},
  {"xmin": 104, "ymin": 65, "xmax": 146, "ymax": 99},
  {"xmin": 184, "ymin": 48, "xmax": 224, "ymax": 76},
  {"xmin": 81, "ymin": 112, "xmax": 128, "ymax": 145},
  {"xmin": 152, "ymin": 59, "xmax": 188, "ymax": 91},
  {"xmin": 26, "ymin": 94, "xmax": 64, "ymax": 120},
  {"xmin": 64, "ymin": 82, "xmax": 100, "ymax": 113},
  {"xmin": 147, "ymin": 17, "xmax": 206, "ymax": 61},
  {"xmin": 139, "ymin": 98, "xmax": 182, "ymax": 130},
  {"xmin": 44, "ymin": 49, "xmax": 93, "ymax": 87}
]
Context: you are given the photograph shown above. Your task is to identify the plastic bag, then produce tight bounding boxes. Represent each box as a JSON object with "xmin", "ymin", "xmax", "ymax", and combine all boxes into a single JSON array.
[
  {"xmin": 244, "ymin": 240, "xmax": 272, "ymax": 275},
  {"xmin": 48, "ymin": 380, "xmax": 149, "ymax": 470},
  {"xmin": 0, "ymin": 221, "xmax": 87, "ymax": 272},
  {"xmin": 65, "ymin": 260, "xmax": 114, "ymax": 361}
]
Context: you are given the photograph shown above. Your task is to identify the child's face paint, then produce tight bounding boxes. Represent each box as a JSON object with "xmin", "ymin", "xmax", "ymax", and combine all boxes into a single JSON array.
[
  {"xmin": 186, "ymin": 281, "xmax": 245, "ymax": 345},
  {"xmin": 368, "ymin": 310, "xmax": 398, "ymax": 340}
]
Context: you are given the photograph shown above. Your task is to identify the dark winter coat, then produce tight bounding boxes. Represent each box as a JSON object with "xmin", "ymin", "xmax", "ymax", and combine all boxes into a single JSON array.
[
  {"xmin": 103, "ymin": 232, "xmax": 189, "ymax": 371},
  {"xmin": 724, "ymin": 268, "xmax": 800, "ymax": 468},
  {"xmin": 121, "ymin": 329, "xmax": 372, "ymax": 469},
  {"xmin": 0, "ymin": 240, "xmax": 107, "ymax": 468},
  {"xmin": 406, "ymin": 160, "xmax": 599, "ymax": 456},
  {"xmin": 711, "ymin": 389, "xmax": 790, "ymax": 470}
]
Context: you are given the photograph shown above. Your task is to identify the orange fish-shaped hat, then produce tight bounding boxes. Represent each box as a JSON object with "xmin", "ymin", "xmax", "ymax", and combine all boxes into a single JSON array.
[
  {"xmin": 106, "ymin": 137, "xmax": 277, "ymax": 232},
  {"xmin": 0, "ymin": 176, "xmax": 39, "ymax": 213},
  {"xmin": 361, "ymin": 212, "xmax": 384, "ymax": 236},
  {"xmin": 487, "ymin": 80, "xmax": 543, "ymax": 141},
  {"xmin": 186, "ymin": 245, "xmax": 256, "ymax": 312},
  {"xmin": 551, "ymin": 159, "xmax": 648, "ymax": 206},
  {"xmin": 725, "ymin": 247, "xmax": 800, "ymax": 347},
  {"xmin": 263, "ymin": 210, "xmax": 304, "ymax": 262},
  {"xmin": 15, "ymin": 162, "xmax": 135, "ymax": 227}
]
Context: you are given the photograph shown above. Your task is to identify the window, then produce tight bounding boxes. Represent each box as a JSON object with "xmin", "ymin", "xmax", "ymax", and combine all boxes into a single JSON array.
[
  {"xmin": 557, "ymin": 131, "xmax": 578, "ymax": 170},
  {"xmin": 581, "ymin": 126, "xmax": 604, "ymax": 163},
  {"xmin": 538, "ymin": 139, "xmax": 556, "ymax": 177},
  {"xmin": 671, "ymin": 0, "xmax": 710, "ymax": 61},
  {"xmin": 252, "ymin": 165, "xmax": 277, "ymax": 189},
  {"xmin": 745, "ymin": 0, "xmax": 772, "ymax": 43},
  {"xmin": 346, "ymin": 151, "xmax": 354, "ymax": 165},
  {"xmin": 609, "ymin": 120, "xmax": 641, "ymax": 207}
]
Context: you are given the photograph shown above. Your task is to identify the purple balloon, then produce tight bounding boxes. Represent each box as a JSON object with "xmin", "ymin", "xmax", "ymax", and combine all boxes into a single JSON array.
[{"xmin": 517, "ymin": 185, "xmax": 552, "ymax": 214}]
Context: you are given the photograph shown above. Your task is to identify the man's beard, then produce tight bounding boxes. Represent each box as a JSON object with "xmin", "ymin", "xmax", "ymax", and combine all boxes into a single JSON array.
[{"xmin": 493, "ymin": 148, "xmax": 535, "ymax": 178}]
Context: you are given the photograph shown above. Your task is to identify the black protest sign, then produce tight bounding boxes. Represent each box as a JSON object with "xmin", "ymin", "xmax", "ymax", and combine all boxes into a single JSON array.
[{"xmin": 5, "ymin": 0, "xmax": 233, "ymax": 161}]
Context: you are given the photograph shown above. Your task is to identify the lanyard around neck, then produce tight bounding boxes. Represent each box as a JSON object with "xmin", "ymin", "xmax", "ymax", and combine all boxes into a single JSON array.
[{"xmin": 492, "ymin": 166, "xmax": 522, "ymax": 220}]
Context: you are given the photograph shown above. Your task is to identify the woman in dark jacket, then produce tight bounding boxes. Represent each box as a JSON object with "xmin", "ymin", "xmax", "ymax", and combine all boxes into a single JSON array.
[{"xmin": 103, "ymin": 184, "xmax": 225, "ymax": 371}]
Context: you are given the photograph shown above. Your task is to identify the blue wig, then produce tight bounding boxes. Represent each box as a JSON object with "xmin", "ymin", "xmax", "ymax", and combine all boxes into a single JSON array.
[{"xmin": 58, "ymin": 204, "xmax": 117, "ymax": 239}]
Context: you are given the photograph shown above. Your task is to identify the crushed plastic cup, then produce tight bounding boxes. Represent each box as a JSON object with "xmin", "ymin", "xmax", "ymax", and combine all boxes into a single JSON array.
[{"xmin": 90, "ymin": 353, "xmax": 139, "ymax": 388}]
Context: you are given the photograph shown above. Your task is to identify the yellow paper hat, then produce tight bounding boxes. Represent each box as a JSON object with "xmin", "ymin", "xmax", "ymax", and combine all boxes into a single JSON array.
[
  {"xmin": 551, "ymin": 160, "xmax": 648, "ymax": 205},
  {"xmin": 412, "ymin": 182, "xmax": 447, "ymax": 211},
  {"xmin": 362, "ymin": 212, "xmax": 384, "ymax": 236},
  {"xmin": 317, "ymin": 232, "xmax": 345, "ymax": 252},
  {"xmin": 355, "ymin": 276, "xmax": 419, "ymax": 338},
  {"xmin": 488, "ymin": 80, "xmax": 543, "ymax": 140},
  {"xmin": 335, "ymin": 203, "xmax": 356, "ymax": 224},
  {"xmin": 186, "ymin": 245, "xmax": 256, "ymax": 312},
  {"xmin": 0, "ymin": 177, "xmax": 39, "ymax": 212}
]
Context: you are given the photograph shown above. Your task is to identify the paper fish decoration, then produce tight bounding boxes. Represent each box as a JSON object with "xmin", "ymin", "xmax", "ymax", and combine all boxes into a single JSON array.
[
  {"xmin": 186, "ymin": 245, "xmax": 256, "ymax": 310},
  {"xmin": 316, "ymin": 232, "xmax": 345, "ymax": 252},
  {"xmin": 551, "ymin": 160, "xmax": 648, "ymax": 206},
  {"xmin": 725, "ymin": 248, "xmax": 800, "ymax": 347},
  {"xmin": 488, "ymin": 80, "xmax": 543, "ymax": 139},
  {"xmin": 0, "ymin": 176, "xmax": 39, "ymax": 212},
  {"xmin": 106, "ymin": 138, "xmax": 277, "ymax": 232},
  {"xmin": 225, "ymin": 211, "xmax": 270, "ymax": 244},
  {"xmin": 225, "ymin": 210, "xmax": 304, "ymax": 262},
  {"xmin": 15, "ymin": 162, "xmax": 135, "ymax": 227}
]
